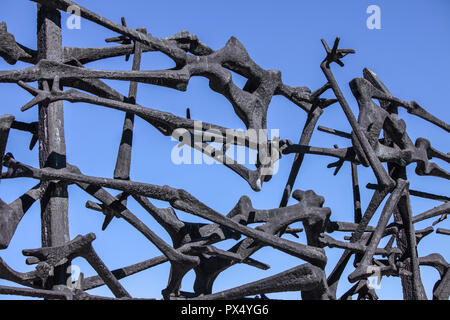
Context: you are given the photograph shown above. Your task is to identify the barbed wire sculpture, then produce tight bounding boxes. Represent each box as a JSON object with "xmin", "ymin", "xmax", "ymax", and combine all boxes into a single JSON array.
[{"xmin": 0, "ymin": 0, "xmax": 448, "ymax": 300}]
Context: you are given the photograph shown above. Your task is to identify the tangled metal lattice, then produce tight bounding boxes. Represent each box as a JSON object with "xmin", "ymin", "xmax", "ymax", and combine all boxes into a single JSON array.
[{"xmin": 0, "ymin": 0, "xmax": 448, "ymax": 300}]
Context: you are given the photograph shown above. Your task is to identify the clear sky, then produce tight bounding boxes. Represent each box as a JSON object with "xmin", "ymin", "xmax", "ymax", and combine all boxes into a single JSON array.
[{"xmin": 0, "ymin": 0, "xmax": 449, "ymax": 300}]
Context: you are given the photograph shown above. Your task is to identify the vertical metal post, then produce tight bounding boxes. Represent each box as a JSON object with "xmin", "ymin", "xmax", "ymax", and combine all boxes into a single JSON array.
[
  {"xmin": 351, "ymin": 163, "xmax": 362, "ymax": 224},
  {"xmin": 388, "ymin": 164, "xmax": 427, "ymax": 300},
  {"xmin": 113, "ymin": 27, "xmax": 146, "ymax": 182},
  {"xmin": 279, "ymin": 107, "xmax": 322, "ymax": 208},
  {"xmin": 36, "ymin": 4, "xmax": 70, "ymax": 287}
]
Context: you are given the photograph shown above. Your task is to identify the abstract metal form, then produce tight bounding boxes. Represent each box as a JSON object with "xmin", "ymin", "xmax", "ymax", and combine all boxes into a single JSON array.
[{"xmin": 0, "ymin": 0, "xmax": 448, "ymax": 300}]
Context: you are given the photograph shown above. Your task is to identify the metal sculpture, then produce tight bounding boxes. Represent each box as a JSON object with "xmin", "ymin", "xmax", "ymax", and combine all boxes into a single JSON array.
[{"xmin": 0, "ymin": 0, "xmax": 448, "ymax": 300}]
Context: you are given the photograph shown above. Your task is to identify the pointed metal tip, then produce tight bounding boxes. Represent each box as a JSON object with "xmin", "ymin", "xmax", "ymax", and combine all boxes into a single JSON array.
[
  {"xmin": 363, "ymin": 67, "xmax": 375, "ymax": 75},
  {"xmin": 102, "ymin": 215, "xmax": 114, "ymax": 231},
  {"xmin": 320, "ymin": 38, "xmax": 329, "ymax": 50},
  {"xmin": 186, "ymin": 107, "xmax": 191, "ymax": 119},
  {"xmin": 29, "ymin": 134, "xmax": 38, "ymax": 150}
]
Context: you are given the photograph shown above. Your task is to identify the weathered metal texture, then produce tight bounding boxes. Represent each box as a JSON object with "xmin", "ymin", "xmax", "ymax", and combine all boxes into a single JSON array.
[
  {"xmin": 0, "ymin": 0, "xmax": 448, "ymax": 300},
  {"xmin": 36, "ymin": 3, "xmax": 70, "ymax": 289}
]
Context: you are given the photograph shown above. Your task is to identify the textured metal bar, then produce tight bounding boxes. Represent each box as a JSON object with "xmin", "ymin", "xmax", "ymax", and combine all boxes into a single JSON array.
[{"xmin": 36, "ymin": 3, "xmax": 70, "ymax": 287}]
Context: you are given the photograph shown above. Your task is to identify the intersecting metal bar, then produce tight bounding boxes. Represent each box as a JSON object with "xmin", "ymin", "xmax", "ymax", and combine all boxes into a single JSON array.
[
  {"xmin": 2, "ymin": 158, "xmax": 327, "ymax": 268},
  {"xmin": 412, "ymin": 202, "xmax": 450, "ymax": 223},
  {"xmin": 320, "ymin": 38, "xmax": 394, "ymax": 190},
  {"xmin": 366, "ymin": 183, "xmax": 450, "ymax": 202},
  {"xmin": 82, "ymin": 255, "xmax": 168, "ymax": 291},
  {"xmin": 279, "ymin": 107, "xmax": 322, "ymax": 208},
  {"xmin": 394, "ymin": 177, "xmax": 427, "ymax": 299},
  {"xmin": 317, "ymin": 125, "xmax": 352, "ymax": 139},
  {"xmin": 348, "ymin": 179, "xmax": 407, "ymax": 282},
  {"xmin": 0, "ymin": 284, "xmax": 70, "ymax": 299},
  {"xmin": 193, "ymin": 263, "xmax": 328, "ymax": 300}
]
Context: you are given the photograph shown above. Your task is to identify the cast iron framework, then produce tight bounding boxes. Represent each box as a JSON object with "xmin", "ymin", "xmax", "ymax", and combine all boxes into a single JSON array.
[{"xmin": 0, "ymin": 0, "xmax": 448, "ymax": 300}]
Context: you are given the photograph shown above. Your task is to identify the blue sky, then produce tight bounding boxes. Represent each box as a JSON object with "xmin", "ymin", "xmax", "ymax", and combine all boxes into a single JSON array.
[{"xmin": 0, "ymin": 0, "xmax": 449, "ymax": 300}]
